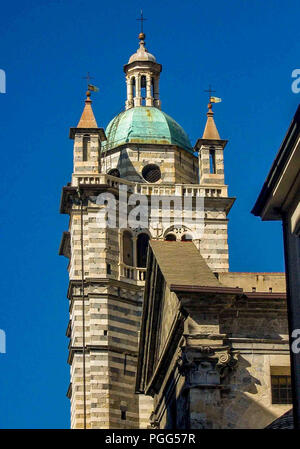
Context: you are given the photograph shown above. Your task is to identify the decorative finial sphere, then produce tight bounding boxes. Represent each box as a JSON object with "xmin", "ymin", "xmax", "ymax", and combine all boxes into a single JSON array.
[
  {"xmin": 139, "ymin": 32, "xmax": 145, "ymax": 40},
  {"xmin": 86, "ymin": 90, "xmax": 91, "ymax": 97}
]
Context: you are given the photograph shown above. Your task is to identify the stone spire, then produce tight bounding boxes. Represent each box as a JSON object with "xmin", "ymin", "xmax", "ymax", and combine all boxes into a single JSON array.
[
  {"xmin": 202, "ymin": 102, "xmax": 221, "ymax": 140},
  {"xmin": 77, "ymin": 90, "xmax": 98, "ymax": 128}
]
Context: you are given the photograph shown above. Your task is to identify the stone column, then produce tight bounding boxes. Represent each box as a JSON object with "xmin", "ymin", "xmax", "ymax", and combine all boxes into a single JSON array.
[
  {"xmin": 133, "ymin": 236, "xmax": 137, "ymax": 279},
  {"xmin": 126, "ymin": 77, "xmax": 134, "ymax": 109},
  {"xmin": 176, "ymin": 346, "xmax": 238, "ymax": 429},
  {"xmin": 153, "ymin": 77, "xmax": 161, "ymax": 109},
  {"xmin": 134, "ymin": 75, "xmax": 142, "ymax": 107},
  {"xmin": 146, "ymin": 74, "xmax": 153, "ymax": 107}
]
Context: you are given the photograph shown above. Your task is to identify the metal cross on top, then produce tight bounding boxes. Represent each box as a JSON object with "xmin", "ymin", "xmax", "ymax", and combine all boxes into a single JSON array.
[
  {"xmin": 137, "ymin": 10, "xmax": 147, "ymax": 33},
  {"xmin": 82, "ymin": 72, "xmax": 94, "ymax": 89},
  {"xmin": 204, "ymin": 85, "xmax": 216, "ymax": 101}
]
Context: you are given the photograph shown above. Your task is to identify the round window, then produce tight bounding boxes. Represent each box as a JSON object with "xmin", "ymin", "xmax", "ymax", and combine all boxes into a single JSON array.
[{"xmin": 142, "ymin": 164, "xmax": 161, "ymax": 183}]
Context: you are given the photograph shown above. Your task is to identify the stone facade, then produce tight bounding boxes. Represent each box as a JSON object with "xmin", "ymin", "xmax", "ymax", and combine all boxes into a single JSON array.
[
  {"xmin": 60, "ymin": 151, "xmax": 233, "ymax": 427},
  {"xmin": 101, "ymin": 144, "xmax": 198, "ymax": 184},
  {"xmin": 136, "ymin": 241, "xmax": 290, "ymax": 429}
]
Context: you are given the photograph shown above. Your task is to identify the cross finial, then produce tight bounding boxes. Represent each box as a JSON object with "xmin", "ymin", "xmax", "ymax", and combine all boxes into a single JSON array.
[
  {"xmin": 137, "ymin": 9, "xmax": 147, "ymax": 34},
  {"xmin": 204, "ymin": 85, "xmax": 216, "ymax": 102},
  {"xmin": 82, "ymin": 72, "xmax": 94, "ymax": 89}
]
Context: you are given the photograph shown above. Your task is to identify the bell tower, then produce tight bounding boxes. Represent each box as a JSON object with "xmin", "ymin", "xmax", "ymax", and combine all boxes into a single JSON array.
[
  {"xmin": 60, "ymin": 90, "xmax": 153, "ymax": 429},
  {"xmin": 59, "ymin": 32, "xmax": 235, "ymax": 430}
]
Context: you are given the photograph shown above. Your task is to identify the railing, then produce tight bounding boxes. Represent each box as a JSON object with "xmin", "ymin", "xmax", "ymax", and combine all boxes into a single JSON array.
[
  {"xmin": 137, "ymin": 184, "xmax": 176, "ymax": 196},
  {"xmin": 71, "ymin": 174, "xmax": 228, "ymax": 198},
  {"xmin": 183, "ymin": 186, "xmax": 224, "ymax": 197},
  {"xmin": 73, "ymin": 176, "xmax": 103, "ymax": 185},
  {"xmin": 137, "ymin": 267, "xmax": 147, "ymax": 281},
  {"xmin": 72, "ymin": 173, "xmax": 136, "ymax": 192},
  {"xmin": 119, "ymin": 263, "xmax": 147, "ymax": 283}
]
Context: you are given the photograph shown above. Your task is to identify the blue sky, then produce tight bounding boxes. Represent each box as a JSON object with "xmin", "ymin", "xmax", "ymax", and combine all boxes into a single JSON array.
[{"xmin": 0, "ymin": 0, "xmax": 299, "ymax": 428}]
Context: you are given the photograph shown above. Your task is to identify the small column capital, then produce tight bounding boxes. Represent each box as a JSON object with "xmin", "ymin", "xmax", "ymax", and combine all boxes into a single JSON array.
[{"xmin": 176, "ymin": 346, "xmax": 238, "ymax": 387}]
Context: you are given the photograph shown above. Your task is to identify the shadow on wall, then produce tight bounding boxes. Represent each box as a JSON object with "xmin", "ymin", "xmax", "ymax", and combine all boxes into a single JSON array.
[
  {"xmin": 116, "ymin": 148, "xmax": 143, "ymax": 182},
  {"xmin": 114, "ymin": 147, "xmax": 168, "ymax": 183},
  {"xmin": 161, "ymin": 355, "xmax": 286, "ymax": 429},
  {"xmin": 220, "ymin": 355, "xmax": 272, "ymax": 429}
]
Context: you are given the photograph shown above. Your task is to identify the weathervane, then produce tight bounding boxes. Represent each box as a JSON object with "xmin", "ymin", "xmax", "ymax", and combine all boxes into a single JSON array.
[
  {"xmin": 204, "ymin": 85, "xmax": 221, "ymax": 105},
  {"xmin": 204, "ymin": 85, "xmax": 216, "ymax": 102},
  {"xmin": 82, "ymin": 72, "xmax": 99, "ymax": 93},
  {"xmin": 82, "ymin": 72, "xmax": 94, "ymax": 89}
]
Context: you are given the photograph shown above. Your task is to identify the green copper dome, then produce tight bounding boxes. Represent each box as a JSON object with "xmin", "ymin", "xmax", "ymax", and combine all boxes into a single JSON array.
[{"xmin": 104, "ymin": 106, "xmax": 193, "ymax": 153}]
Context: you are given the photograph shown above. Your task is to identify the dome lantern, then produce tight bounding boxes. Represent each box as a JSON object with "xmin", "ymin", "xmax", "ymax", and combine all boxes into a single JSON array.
[{"xmin": 124, "ymin": 32, "xmax": 162, "ymax": 110}]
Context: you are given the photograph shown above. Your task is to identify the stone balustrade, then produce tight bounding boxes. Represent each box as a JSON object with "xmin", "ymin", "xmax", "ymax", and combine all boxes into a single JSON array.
[
  {"xmin": 119, "ymin": 262, "xmax": 146, "ymax": 284},
  {"xmin": 71, "ymin": 174, "xmax": 228, "ymax": 198}
]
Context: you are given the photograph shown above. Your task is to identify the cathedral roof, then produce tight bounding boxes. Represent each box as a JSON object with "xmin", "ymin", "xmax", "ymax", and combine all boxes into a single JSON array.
[
  {"xmin": 149, "ymin": 241, "xmax": 221, "ymax": 288},
  {"xmin": 104, "ymin": 106, "xmax": 193, "ymax": 152}
]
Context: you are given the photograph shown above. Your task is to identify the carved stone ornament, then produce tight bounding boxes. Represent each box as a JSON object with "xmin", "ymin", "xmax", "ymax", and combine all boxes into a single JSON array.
[
  {"xmin": 216, "ymin": 350, "xmax": 238, "ymax": 378},
  {"xmin": 176, "ymin": 347, "xmax": 238, "ymax": 386},
  {"xmin": 149, "ymin": 221, "xmax": 164, "ymax": 239},
  {"xmin": 163, "ymin": 225, "xmax": 193, "ymax": 240},
  {"xmin": 176, "ymin": 350, "xmax": 194, "ymax": 376}
]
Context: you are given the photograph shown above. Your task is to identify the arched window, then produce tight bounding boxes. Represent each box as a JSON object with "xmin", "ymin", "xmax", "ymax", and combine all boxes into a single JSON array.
[
  {"xmin": 108, "ymin": 168, "xmax": 120, "ymax": 178},
  {"xmin": 123, "ymin": 231, "xmax": 133, "ymax": 266},
  {"xmin": 181, "ymin": 233, "xmax": 193, "ymax": 241},
  {"xmin": 209, "ymin": 149, "xmax": 216, "ymax": 174},
  {"xmin": 137, "ymin": 233, "xmax": 150, "ymax": 268},
  {"xmin": 151, "ymin": 77, "xmax": 154, "ymax": 97},
  {"xmin": 165, "ymin": 233, "xmax": 176, "ymax": 241},
  {"xmin": 131, "ymin": 77, "xmax": 136, "ymax": 98},
  {"xmin": 82, "ymin": 135, "xmax": 90, "ymax": 161},
  {"xmin": 141, "ymin": 75, "xmax": 146, "ymax": 105}
]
